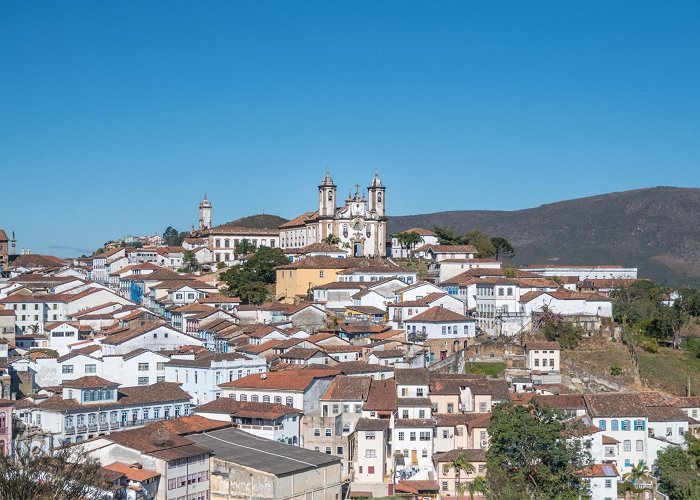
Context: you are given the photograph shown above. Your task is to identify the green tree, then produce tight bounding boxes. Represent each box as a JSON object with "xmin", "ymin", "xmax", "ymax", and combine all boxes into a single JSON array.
[
  {"xmin": 162, "ymin": 226, "xmax": 187, "ymax": 246},
  {"xmin": 234, "ymin": 239, "xmax": 257, "ymax": 257},
  {"xmin": 486, "ymin": 402, "xmax": 591, "ymax": 499},
  {"xmin": 0, "ymin": 440, "xmax": 121, "ymax": 499},
  {"xmin": 491, "ymin": 237, "xmax": 515, "ymax": 260},
  {"xmin": 451, "ymin": 451, "xmax": 476, "ymax": 497},
  {"xmin": 220, "ymin": 246, "xmax": 288, "ymax": 304},
  {"xmin": 434, "ymin": 226, "xmax": 465, "ymax": 245},
  {"xmin": 179, "ymin": 250, "xmax": 198, "ymax": 273},
  {"xmin": 395, "ymin": 231, "xmax": 423, "ymax": 261},
  {"xmin": 655, "ymin": 443, "xmax": 700, "ymax": 500},
  {"xmin": 534, "ymin": 306, "xmax": 583, "ymax": 349},
  {"xmin": 464, "ymin": 230, "xmax": 496, "ymax": 258},
  {"xmin": 466, "ymin": 475, "xmax": 491, "ymax": 500},
  {"xmin": 322, "ymin": 234, "xmax": 341, "ymax": 246}
]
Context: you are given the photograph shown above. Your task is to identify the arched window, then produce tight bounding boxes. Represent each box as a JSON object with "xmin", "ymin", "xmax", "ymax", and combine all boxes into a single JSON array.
[
  {"xmin": 263, "ymin": 395, "xmax": 270, "ymax": 403},
  {"xmin": 251, "ymin": 395, "xmax": 259, "ymax": 402},
  {"xmin": 0, "ymin": 412, "xmax": 6, "ymax": 428},
  {"xmin": 229, "ymin": 394, "xmax": 236, "ymax": 400},
  {"xmin": 239, "ymin": 394, "xmax": 247, "ymax": 402},
  {"xmin": 286, "ymin": 397, "xmax": 294, "ymax": 407},
  {"xmin": 274, "ymin": 396, "xmax": 282, "ymax": 404},
  {"xmin": 377, "ymin": 192, "xmax": 382, "ymax": 202},
  {"xmin": 328, "ymin": 191, "xmax": 333, "ymax": 201}
]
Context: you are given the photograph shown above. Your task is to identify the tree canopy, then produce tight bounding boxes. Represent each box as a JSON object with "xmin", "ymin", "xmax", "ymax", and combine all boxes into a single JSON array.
[
  {"xmin": 433, "ymin": 227, "xmax": 513, "ymax": 259},
  {"xmin": 162, "ymin": 226, "xmax": 188, "ymax": 246},
  {"xmin": 655, "ymin": 436, "xmax": 700, "ymax": 499},
  {"xmin": 486, "ymin": 402, "xmax": 591, "ymax": 499},
  {"xmin": 219, "ymin": 246, "xmax": 288, "ymax": 304},
  {"xmin": 0, "ymin": 440, "xmax": 120, "ymax": 500},
  {"xmin": 610, "ymin": 280, "xmax": 689, "ymax": 345}
]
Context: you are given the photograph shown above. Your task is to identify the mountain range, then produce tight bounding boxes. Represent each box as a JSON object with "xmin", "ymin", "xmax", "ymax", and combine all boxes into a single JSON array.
[{"xmin": 388, "ymin": 187, "xmax": 700, "ymax": 287}]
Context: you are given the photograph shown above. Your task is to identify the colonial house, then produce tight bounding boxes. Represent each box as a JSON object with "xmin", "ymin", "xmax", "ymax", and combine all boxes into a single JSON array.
[
  {"xmin": 18, "ymin": 377, "xmax": 192, "ymax": 448},
  {"xmin": 194, "ymin": 398, "xmax": 302, "ymax": 445},
  {"xmin": 391, "ymin": 228, "xmax": 438, "ymax": 259},
  {"xmin": 403, "ymin": 306, "xmax": 477, "ymax": 360}
]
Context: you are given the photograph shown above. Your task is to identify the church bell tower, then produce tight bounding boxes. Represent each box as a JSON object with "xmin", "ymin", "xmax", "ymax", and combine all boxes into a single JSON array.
[
  {"xmin": 199, "ymin": 194, "xmax": 212, "ymax": 231},
  {"xmin": 318, "ymin": 170, "xmax": 337, "ymax": 219},
  {"xmin": 367, "ymin": 172, "xmax": 386, "ymax": 218}
]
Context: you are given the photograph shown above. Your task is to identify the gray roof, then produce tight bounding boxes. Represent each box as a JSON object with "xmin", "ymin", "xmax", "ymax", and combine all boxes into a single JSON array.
[{"xmin": 189, "ymin": 428, "xmax": 341, "ymax": 476}]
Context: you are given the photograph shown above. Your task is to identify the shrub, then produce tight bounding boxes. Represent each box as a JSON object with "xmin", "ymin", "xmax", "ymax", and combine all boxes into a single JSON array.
[{"xmin": 610, "ymin": 364, "xmax": 623, "ymax": 376}]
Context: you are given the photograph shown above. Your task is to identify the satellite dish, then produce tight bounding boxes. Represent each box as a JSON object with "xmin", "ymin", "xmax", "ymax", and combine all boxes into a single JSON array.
[
  {"xmin": 150, "ymin": 428, "xmax": 171, "ymax": 447},
  {"xmin": 261, "ymin": 373, "xmax": 267, "ymax": 380}
]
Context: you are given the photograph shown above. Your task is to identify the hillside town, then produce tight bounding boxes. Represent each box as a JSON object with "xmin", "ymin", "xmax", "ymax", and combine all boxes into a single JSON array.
[{"xmin": 1, "ymin": 173, "xmax": 698, "ymax": 500}]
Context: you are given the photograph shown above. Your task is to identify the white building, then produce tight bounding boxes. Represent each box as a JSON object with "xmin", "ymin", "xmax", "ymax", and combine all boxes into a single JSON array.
[
  {"xmin": 521, "ymin": 265, "xmax": 638, "ymax": 281},
  {"xmin": 19, "ymin": 376, "xmax": 193, "ymax": 448},
  {"xmin": 165, "ymin": 352, "xmax": 267, "ymax": 405}
]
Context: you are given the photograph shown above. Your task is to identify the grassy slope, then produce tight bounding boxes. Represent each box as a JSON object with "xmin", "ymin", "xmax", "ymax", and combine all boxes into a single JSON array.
[{"xmin": 637, "ymin": 347, "xmax": 700, "ymax": 396}]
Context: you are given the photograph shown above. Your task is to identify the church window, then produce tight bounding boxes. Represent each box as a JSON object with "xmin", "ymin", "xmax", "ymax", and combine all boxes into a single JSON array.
[
  {"xmin": 378, "ymin": 192, "xmax": 382, "ymax": 202},
  {"xmin": 328, "ymin": 191, "xmax": 333, "ymax": 201}
]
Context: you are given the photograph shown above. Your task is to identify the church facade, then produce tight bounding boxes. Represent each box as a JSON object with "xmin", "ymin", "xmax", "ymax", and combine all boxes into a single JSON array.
[{"xmin": 279, "ymin": 171, "xmax": 388, "ymax": 257}]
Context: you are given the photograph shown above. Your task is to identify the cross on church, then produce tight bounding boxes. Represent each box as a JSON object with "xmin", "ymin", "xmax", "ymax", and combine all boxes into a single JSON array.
[{"xmin": 354, "ymin": 183, "xmax": 361, "ymax": 196}]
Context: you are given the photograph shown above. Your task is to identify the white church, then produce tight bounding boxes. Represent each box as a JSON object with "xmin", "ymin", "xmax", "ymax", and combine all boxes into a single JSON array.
[{"xmin": 279, "ymin": 171, "xmax": 388, "ymax": 257}]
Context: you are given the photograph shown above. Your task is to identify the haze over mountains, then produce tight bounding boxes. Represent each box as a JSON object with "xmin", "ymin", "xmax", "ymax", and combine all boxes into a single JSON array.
[{"xmin": 389, "ymin": 187, "xmax": 700, "ymax": 287}]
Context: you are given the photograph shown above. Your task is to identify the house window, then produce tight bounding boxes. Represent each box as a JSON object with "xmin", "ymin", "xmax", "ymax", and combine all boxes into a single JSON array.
[
  {"xmin": 416, "ymin": 388, "xmax": 424, "ymax": 397},
  {"xmin": 623, "ymin": 440, "xmax": 631, "ymax": 452},
  {"xmin": 442, "ymin": 481, "xmax": 448, "ymax": 491},
  {"xmin": 364, "ymin": 449, "xmax": 376, "ymax": 458},
  {"xmin": 636, "ymin": 440, "xmax": 644, "ymax": 451},
  {"xmin": 398, "ymin": 432, "xmax": 405, "ymax": 441},
  {"xmin": 62, "ymin": 365, "xmax": 74, "ymax": 374},
  {"xmin": 621, "ymin": 420, "xmax": 630, "ymax": 431},
  {"xmin": 605, "ymin": 479, "xmax": 612, "ymax": 488},
  {"xmin": 138, "ymin": 363, "xmax": 149, "ymax": 371},
  {"xmin": 286, "ymin": 397, "xmax": 293, "ymax": 407},
  {"xmin": 325, "ymin": 446, "xmax": 331, "ymax": 454},
  {"xmin": 447, "ymin": 403, "xmax": 454, "ymax": 413},
  {"xmin": 419, "ymin": 410, "xmax": 426, "ymax": 418},
  {"xmin": 240, "ymin": 394, "xmax": 247, "ymax": 401},
  {"xmin": 274, "ymin": 396, "xmax": 282, "ymax": 404},
  {"xmin": 263, "ymin": 395, "xmax": 270, "ymax": 403},
  {"xmin": 634, "ymin": 420, "xmax": 645, "ymax": 431},
  {"xmin": 319, "ymin": 271, "xmax": 324, "ymax": 278},
  {"xmin": 84, "ymin": 364, "xmax": 96, "ymax": 374},
  {"xmin": 410, "ymin": 432, "xmax": 416, "ymax": 441},
  {"xmin": 442, "ymin": 429, "xmax": 449, "ymax": 439},
  {"xmin": 599, "ymin": 420, "xmax": 607, "ymax": 431},
  {"xmin": 314, "ymin": 428, "xmax": 320, "ymax": 437},
  {"xmin": 325, "ymin": 428, "xmax": 332, "ymax": 437},
  {"xmin": 478, "ymin": 402, "xmax": 487, "ymax": 412},
  {"xmin": 251, "ymin": 395, "xmax": 258, "ymax": 402},
  {"xmin": 611, "ymin": 420, "xmax": 618, "ymax": 431},
  {"xmin": 478, "ymin": 464, "xmax": 486, "ymax": 474},
  {"xmin": 138, "ymin": 377, "xmax": 149, "ymax": 385},
  {"xmin": 366, "ymin": 431, "xmax": 375, "ymax": 440},
  {"xmin": 402, "ymin": 409, "xmax": 409, "ymax": 419}
]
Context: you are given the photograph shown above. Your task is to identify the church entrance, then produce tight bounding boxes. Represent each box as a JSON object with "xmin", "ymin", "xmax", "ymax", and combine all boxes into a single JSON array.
[{"xmin": 353, "ymin": 242, "xmax": 363, "ymax": 257}]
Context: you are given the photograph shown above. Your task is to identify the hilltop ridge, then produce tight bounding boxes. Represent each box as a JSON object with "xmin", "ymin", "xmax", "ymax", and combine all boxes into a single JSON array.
[{"xmin": 389, "ymin": 187, "xmax": 700, "ymax": 286}]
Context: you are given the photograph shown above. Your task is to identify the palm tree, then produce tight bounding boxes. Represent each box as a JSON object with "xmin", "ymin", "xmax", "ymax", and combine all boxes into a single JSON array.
[
  {"xmin": 323, "ymin": 234, "xmax": 341, "ymax": 246},
  {"xmin": 623, "ymin": 462, "xmax": 653, "ymax": 498},
  {"xmin": 466, "ymin": 475, "xmax": 491, "ymax": 500},
  {"xmin": 403, "ymin": 232, "xmax": 423, "ymax": 261},
  {"xmin": 452, "ymin": 452, "xmax": 476, "ymax": 498}
]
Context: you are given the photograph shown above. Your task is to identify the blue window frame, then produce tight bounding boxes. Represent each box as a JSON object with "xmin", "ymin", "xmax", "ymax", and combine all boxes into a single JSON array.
[
  {"xmin": 634, "ymin": 420, "xmax": 645, "ymax": 431},
  {"xmin": 625, "ymin": 459, "xmax": 631, "ymax": 467},
  {"xmin": 611, "ymin": 420, "xmax": 619, "ymax": 431},
  {"xmin": 598, "ymin": 420, "xmax": 606, "ymax": 431},
  {"xmin": 621, "ymin": 420, "xmax": 630, "ymax": 431}
]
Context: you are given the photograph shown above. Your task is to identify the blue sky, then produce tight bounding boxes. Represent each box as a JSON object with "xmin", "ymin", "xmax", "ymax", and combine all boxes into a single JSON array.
[{"xmin": 1, "ymin": 1, "xmax": 699, "ymax": 256}]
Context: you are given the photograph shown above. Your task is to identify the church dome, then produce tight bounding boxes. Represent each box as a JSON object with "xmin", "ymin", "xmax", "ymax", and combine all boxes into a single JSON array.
[{"xmin": 370, "ymin": 172, "xmax": 383, "ymax": 187}]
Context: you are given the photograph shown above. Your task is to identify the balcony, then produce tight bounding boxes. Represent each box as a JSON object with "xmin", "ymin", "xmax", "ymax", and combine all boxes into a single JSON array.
[{"xmin": 64, "ymin": 427, "xmax": 76, "ymax": 435}]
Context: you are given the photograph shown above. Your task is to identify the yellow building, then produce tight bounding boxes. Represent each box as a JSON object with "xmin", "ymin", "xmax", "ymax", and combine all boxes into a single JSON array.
[{"xmin": 276, "ymin": 256, "xmax": 364, "ymax": 304}]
